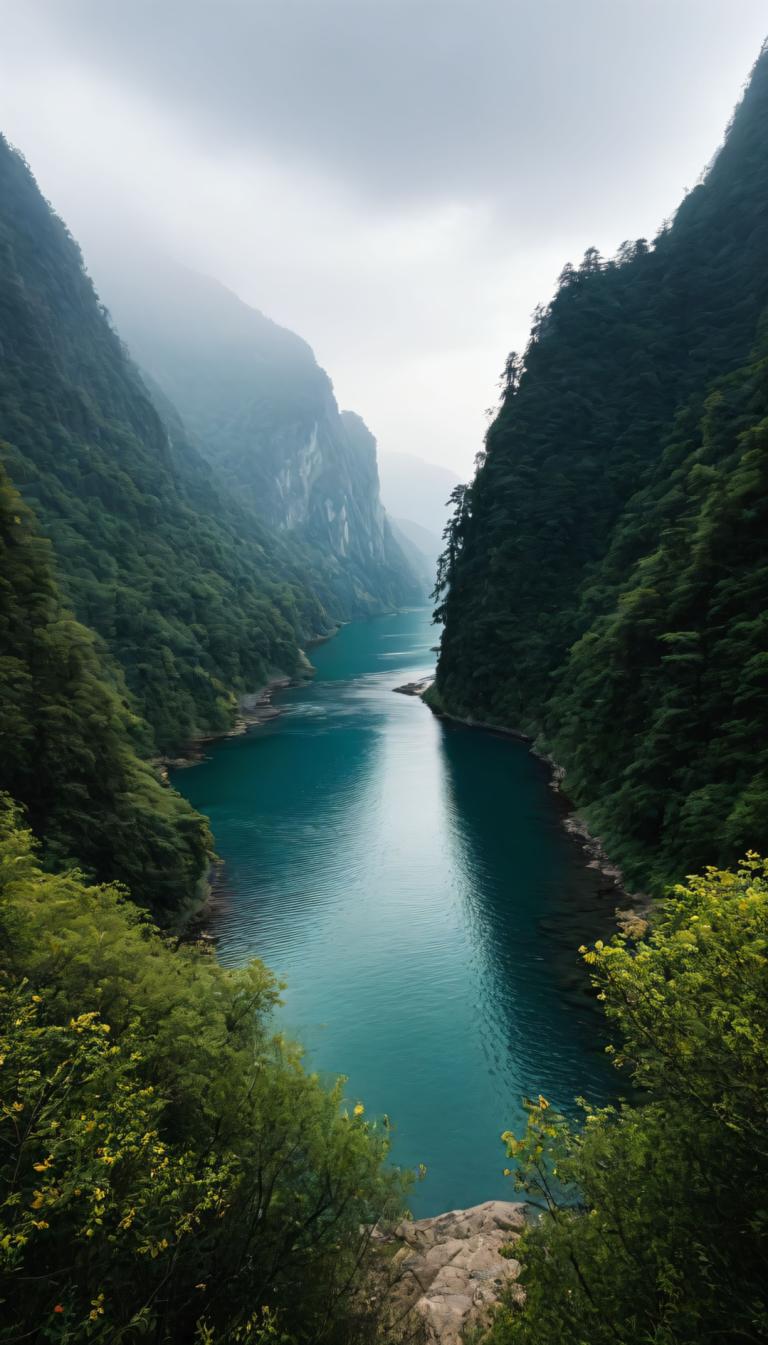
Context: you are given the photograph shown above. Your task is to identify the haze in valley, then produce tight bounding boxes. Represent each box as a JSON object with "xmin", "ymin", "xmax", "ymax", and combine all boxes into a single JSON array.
[{"xmin": 2, "ymin": 1, "xmax": 766, "ymax": 479}]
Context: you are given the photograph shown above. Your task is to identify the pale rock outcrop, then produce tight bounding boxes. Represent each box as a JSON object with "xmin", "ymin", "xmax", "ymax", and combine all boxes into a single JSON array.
[{"xmin": 376, "ymin": 1200, "xmax": 527, "ymax": 1345}]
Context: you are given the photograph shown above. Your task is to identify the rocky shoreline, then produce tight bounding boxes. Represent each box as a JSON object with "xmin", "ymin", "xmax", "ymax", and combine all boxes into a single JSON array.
[
  {"xmin": 393, "ymin": 677, "xmax": 435, "ymax": 697},
  {"xmin": 158, "ymin": 660, "xmax": 316, "ymax": 773},
  {"xmin": 415, "ymin": 685, "xmax": 650, "ymax": 934},
  {"xmin": 372, "ymin": 1201, "xmax": 527, "ymax": 1345}
]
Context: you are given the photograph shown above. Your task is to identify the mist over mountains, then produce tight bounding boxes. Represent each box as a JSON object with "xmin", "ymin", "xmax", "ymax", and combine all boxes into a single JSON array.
[
  {"xmin": 377, "ymin": 450, "xmax": 459, "ymax": 545},
  {"xmin": 88, "ymin": 247, "xmax": 426, "ymax": 612}
]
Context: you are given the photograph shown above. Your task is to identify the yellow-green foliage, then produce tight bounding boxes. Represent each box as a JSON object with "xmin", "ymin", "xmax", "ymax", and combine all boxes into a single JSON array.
[
  {"xmin": 0, "ymin": 801, "xmax": 406, "ymax": 1342},
  {"xmin": 492, "ymin": 858, "xmax": 768, "ymax": 1344}
]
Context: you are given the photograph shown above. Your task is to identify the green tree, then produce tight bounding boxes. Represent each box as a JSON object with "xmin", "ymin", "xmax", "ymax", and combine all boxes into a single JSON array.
[
  {"xmin": 434, "ymin": 41, "xmax": 768, "ymax": 890},
  {"xmin": 0, "ymin": 465, "xmax": 211, "ymax": 912},
  {"xmin": 0, "ymin": 800, "xmax": 407, "ymax": 1342},
  {"xmin": 491, "ymin": 856, "xmax": 768, "ymax": 1344}
]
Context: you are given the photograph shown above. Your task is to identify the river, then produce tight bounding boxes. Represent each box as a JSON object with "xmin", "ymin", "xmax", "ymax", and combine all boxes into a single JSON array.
[{"xmin": 171, "ymin": 607, "xmax": 616, "ymax": 1216}]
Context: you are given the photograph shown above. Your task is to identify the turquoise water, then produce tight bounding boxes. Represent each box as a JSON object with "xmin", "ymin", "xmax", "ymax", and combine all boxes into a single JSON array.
[{"xmin": 171, "ymin": 608, "xmax": 615, "ymax": 1215}]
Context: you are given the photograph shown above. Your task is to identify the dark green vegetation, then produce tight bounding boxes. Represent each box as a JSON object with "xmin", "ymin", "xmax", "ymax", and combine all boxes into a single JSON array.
[
  {"xmin": 0, "ymin": 133, "xmax": 331, "ymax": 755},
  {"xmin": 0, "ymin": 467, "xmax": 210, "ymax": 911},
  {"xmin": 90, "ymin": 250, "xmax": 423, "ymax": 614},
  {"xmin": 0, "ymin": 801, "xmax": 405, "ymax": 1343},
  {"xmin": 492, "ymin": 857, "xmax": 768, "ymax": 1344},
  {"xmin": 433, "ymin": 43, "xmax": 768, "ymax": 890},
  {"xmin": 0, "ymin": 132, "xmax": 421, "ymax": 914}
]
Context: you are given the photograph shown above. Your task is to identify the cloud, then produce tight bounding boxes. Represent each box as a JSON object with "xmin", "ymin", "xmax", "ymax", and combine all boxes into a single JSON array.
[{"xmin": 1, "ymin": 1, "xmax": 766, "ymax": 472}]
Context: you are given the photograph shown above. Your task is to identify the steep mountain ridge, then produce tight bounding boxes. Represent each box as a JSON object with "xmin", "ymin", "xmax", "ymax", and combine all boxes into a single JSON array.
[
  {"xmin": 88, "ymin": 251, "xmax": 422, "ymax": 613},
  {"xmin": 433, "ymin": 42, "xmax": 768, "ymax": 888},
  {"xmin": 0, "ymin": 133, "xmax": 332, "ymax": 753}
]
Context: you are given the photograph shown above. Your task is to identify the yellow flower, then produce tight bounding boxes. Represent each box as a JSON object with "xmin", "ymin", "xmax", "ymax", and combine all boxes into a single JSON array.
[{"xmin": 353, "ymin": 1102, "xmax": 365, "ymax": 1117}]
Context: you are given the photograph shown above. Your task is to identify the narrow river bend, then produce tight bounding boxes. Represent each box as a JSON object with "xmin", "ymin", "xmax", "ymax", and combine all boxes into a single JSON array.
[{"xmin": 172, "ymin": 608, "xmax": 615, "ymax": 1216}]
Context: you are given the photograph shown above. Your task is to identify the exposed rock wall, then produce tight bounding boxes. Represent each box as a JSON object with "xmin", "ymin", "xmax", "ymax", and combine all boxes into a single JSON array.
[{"xmin": 91, "ymin": 251, "xmax": 422, "ymax": 613}]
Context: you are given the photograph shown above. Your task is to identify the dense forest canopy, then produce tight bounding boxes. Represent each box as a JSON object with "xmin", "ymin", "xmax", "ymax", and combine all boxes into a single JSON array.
[
  {"xmin": 0, "ymin": 466, "xmax": 211, "ymax": 911},
  {"xmin": 433, "ymin": 42, "xmax": 768, "ymax": 890}
]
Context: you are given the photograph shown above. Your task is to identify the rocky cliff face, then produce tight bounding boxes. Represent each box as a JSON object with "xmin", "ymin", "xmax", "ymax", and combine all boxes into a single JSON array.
[{"xmin": 91, "ymin": 251, "xmax": 422, "ymax": 613}]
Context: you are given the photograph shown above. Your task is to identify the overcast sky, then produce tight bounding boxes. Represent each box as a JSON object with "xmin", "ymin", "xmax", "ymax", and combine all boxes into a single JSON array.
[{"xmin": 2, "ymin": 2, "xmax": 766, "ymax": 475}]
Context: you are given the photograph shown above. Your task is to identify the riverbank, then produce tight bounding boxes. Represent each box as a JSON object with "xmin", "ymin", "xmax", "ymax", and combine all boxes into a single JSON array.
[
  {"xmin": 372, "ymin": 1201, "xmax": 527, "ymax": 1345},
  {"xmin": 420, "ymin": 685, "xmax": 650, "ymax": 935},
  {"xmin": 158, "ymin": 662, "xmax": 316, "ymax": 774},
  {"xmin": 161, "ymin": 665, "xmax": 317, "ymax": 931}
]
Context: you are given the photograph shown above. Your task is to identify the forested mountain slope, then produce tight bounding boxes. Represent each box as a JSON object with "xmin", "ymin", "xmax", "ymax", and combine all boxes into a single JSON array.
[
  {"xmin": 89, "ymin": 250, "xmax": 422, "ymax": 612},
  {"xmin": 0, "ymin": 134, "xmax": 330, "ymax": 752},
  {"xmin": 433, "ymin": 43, "xmax": 768, "ymax": 889},
  {"xmin": 0, "ymin": 466, "xmax": 210, "ymax": 910}
]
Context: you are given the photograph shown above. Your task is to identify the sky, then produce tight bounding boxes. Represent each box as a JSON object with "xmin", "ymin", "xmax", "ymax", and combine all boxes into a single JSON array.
[{"xmin": 1, "ymin": 2, "xmax": 766, "ymax": 476}]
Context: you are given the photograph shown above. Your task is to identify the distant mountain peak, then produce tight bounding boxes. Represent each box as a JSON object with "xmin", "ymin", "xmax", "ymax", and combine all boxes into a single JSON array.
[{"xmin": 90, "ymin": 247, "xmax": 423, "ymax": 611}]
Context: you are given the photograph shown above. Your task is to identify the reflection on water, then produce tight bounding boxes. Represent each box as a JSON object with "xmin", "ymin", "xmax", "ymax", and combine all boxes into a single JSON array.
[{"xmin": 172, "ymin": 608, "xmax": 615, "ymax": 1215}]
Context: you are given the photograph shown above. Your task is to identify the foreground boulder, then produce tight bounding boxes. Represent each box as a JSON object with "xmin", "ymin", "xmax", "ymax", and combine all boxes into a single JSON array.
[{"xmin": 375, "ymin": 1200, "xmax": 527, "ymax": 1345}]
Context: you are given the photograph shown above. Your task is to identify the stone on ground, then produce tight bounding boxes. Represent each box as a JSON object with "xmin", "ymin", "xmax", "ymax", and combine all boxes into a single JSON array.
[{"xmin": 375, "ymin": 1200, "xmax": 526, "ymax": 1345}]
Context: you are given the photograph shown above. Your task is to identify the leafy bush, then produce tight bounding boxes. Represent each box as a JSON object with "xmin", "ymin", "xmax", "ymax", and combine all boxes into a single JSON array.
[
  {"xmin": 492, "ymin": 857, "xmax": 768, "ymax": 1344},
  {"xmin": 0, "ymin": 801, "xmax": 407, "ymax": 1342}
]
